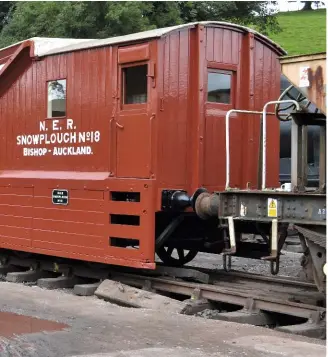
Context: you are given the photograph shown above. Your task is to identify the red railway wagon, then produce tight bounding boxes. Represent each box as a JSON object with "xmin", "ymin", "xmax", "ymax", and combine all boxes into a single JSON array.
[{"xmin": 0, "ymin": 22, "xmax": 285, "ymax": 269}]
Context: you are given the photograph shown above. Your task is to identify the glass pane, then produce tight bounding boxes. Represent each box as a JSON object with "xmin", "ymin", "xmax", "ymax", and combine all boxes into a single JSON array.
[
  {"xmin": 207, "ymin": 72, "xmax": 231, "ymax": 104},
  {"xmin": 48, "ymin": 79, "xmax": 66, "ymax": 118},
  {"xmin": 279, "ymin": 121, "xmax": 321, "ymax": 187},
  {"xmin": 123, "ymin": 65, "xmax": 148, "ymax": 104}
]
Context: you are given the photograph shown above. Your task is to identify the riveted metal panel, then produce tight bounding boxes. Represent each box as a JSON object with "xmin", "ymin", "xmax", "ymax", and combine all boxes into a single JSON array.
[{"xmin": 217, "ymin": 190, "xmax": 326, "ymax": 225}]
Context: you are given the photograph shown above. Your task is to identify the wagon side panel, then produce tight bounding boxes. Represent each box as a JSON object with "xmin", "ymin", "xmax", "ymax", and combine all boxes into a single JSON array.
[{"xmin": 157, "ymin": 29, "xmax": 190, "ymax": 189}]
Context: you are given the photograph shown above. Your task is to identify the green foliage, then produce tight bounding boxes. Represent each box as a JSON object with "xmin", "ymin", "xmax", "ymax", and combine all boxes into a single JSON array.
[
  {"xmin": 0, "ymin": 1, "xmax": 15, "ymax": 32},
  {"xmin": 269, "ymin": 9, "xmax": 326, "ymax": 55},
  {"xmin": 178, "ymin": 1, "xmax": 280, "ymax": 35},
  {"xmin": 0, "ymin": 1, "xmax": 279, "ymax": 48}
]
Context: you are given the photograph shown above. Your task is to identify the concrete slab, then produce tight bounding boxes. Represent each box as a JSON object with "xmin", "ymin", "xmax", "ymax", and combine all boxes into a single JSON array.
[
  {"xmin": 285, "ymin": 236, "xmax": 301, "ymax": 245},
  {"xmin": 37, "ymin": 275, "xmax": 82, "ymax": 289},
  {"xmin": 95, "ymin": 279, "xmax": 185, "ymax": 313},
  {"xmin": 229, "ymin": 335, "xmax": 325, "ymax": 357},
  {"xmin": 276, "ymin": 321, "xmax": 326, "ymax": 339},
  {"xmin": 6, "ymin": 270, "xmax": 55, "ymax": 283},
  {"xmin": 0, "ymin": 282, "xmax": 325, "ymax": 357},
  {"xmin": 208, "ymin": 309, "xmax": 275, "ymax": 326},
  {"xmin": 74, "ymin": 282, "xmax": 101, "ymax": 296}
]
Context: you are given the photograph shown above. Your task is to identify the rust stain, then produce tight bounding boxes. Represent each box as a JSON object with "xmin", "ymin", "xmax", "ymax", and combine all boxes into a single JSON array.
[
  {"xmin": 308, "ymin": 65, "xmax": 326, "ymax": 113},
  {"xmin": 0, "ymin": 311, "xmax": 68, "ymax": 338}
]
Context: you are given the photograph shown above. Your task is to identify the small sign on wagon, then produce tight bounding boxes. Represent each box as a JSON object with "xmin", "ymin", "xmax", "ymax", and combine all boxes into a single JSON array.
[
  {"xmin": 52, "ymin": 189, "xmax": 69, "ymax": 205},
  {"xmin": 267, "ymin": 198, "xmax": 278, "ymax": 218}
]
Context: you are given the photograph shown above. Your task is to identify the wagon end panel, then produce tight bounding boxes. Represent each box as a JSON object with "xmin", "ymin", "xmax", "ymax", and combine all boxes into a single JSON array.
[
  {"xmin": 106, "ymin": 179, "xmax": 156, "ymax": 268},
  {"xmin": 202, "ymin": 26, "xmax": 243, "ymax": 191},
  {"xmin": 201, "ymin": 25, "xmax": 282, "ymax": 191},
  {"xmin": 252, "ymin": 40, "xmax": 281, "ymax": 189}
]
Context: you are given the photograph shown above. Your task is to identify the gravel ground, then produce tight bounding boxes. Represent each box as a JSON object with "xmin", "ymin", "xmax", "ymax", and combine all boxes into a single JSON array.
[
  {"xmin": 0, "ymin": 282, "xmax": 325, "ymax": 357},
  {"xmin": 183, "ymin": 250, "xmax": 304, "ymax": 279}
]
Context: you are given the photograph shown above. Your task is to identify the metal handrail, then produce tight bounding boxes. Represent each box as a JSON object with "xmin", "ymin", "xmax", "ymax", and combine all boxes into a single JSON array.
[
  {"xmin": 225, "ymin": 109, "xmax": 274, "ymax": 190},
  {"xmin": 261, "ymin": 100, "xmax": 300, "ymax": 190},
  {"xmin": 225, "ymin": 100, "xmax": 301, "ymax": 191}
]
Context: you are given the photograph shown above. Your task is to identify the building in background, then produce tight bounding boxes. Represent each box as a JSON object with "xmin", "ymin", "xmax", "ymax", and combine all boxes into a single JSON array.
[{"xmin": 268, "ymin": 0, "xmax": 326, "ymax": 12}]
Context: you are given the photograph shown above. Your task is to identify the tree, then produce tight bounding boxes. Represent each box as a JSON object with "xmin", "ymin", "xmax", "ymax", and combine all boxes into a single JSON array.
[
  {"xmin": 0, "ymin": 1, "xmax": 280, "ymax": 48},
  {"xmin": 0, "ymin": 1, "xmax": 15, "ymax": 32},
  {"xmin": 302, "ymin": 1, "xmax": 314, "ymax": 10},
  {"xmin": 301, "ymin": 1, "xmax": 325, "ymax": 10},
  {"xmin": 178, "ymin": 2, "xmax": 280, "ymax": 35}
]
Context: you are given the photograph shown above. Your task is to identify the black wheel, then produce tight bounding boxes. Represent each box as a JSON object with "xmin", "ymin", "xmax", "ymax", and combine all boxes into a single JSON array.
[
  {"xmin": 275, "ymin": 84, "xmax": 310, "ymax": 121},
  {"xmin": 156, "ymin": 245, "xmax": 198, "ymax": 266}
]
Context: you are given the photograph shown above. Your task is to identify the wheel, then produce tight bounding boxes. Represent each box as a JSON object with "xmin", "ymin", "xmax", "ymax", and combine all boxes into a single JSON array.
[
  {"xmin": 156, "ymin": 245, "xmax": 198, "ymax": 266},
  {"xmin": 275, "ymin": 84, "xmax": 312, "ymax": 121}
]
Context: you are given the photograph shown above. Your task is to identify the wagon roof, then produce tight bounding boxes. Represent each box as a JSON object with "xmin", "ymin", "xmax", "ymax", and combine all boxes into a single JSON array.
[{"xmin": 0, "ymin": 21, "xmax": 286, "ymax": 60}]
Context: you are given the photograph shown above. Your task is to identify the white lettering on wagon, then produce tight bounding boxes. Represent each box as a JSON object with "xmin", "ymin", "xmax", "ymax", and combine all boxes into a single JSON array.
[{"xmin": 16, "ymin": 119, "xmax": 100, "ymax": 157}]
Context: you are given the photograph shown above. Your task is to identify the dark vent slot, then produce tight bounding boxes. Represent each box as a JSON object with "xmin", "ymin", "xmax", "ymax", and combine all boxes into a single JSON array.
[
  {"xmin": 110, "ymin": 237, "xmax": 139, "ymax": 249},
  {"xmin": 110, "ymin": 214, "xmax": 140, "ymax": 226},
  {"xmin": 110, "ymin": 191, "xmax": 140, "ymax": 202}
]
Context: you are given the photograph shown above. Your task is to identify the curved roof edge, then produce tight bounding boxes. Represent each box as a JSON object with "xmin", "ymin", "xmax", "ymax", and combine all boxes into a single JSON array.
[
  {"xmin": 0, "ymin": 21, "xmax": 286, "ymax": 59},
  {"xmin": 201, "ymin": 21, "xmax": 286, "ymax": 55},
  {"xmin": 0, "ymin": 37, "xmax": 94, "ymax": 58}
]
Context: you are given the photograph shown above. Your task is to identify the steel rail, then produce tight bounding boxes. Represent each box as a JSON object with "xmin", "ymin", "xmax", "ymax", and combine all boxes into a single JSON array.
[
  {"xmin": 181, "ymin": 266, "xmax": 318, "ymax": 290},
  {"xmin": 155, "ymin": 262, "xmax": 318, "ymax": 289},
  {"xmin": 112, "ymin": 272, "xmax": 325, "ymax": 320}
]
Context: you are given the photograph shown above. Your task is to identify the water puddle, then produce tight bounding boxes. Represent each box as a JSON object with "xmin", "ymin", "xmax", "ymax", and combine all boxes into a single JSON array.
[{"xmin": 0, "ymin": 311, "xmax": 68, "ymax": 338}]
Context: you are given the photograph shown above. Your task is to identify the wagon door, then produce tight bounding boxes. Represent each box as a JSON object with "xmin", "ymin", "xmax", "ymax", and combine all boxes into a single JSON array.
[
  {"xmin": 114, "ymin": 43, "xmax": 156, "ymax": 178},
  {"xmin": 203, "ymin": 66, "xmax": 237, "ymax": 189}
]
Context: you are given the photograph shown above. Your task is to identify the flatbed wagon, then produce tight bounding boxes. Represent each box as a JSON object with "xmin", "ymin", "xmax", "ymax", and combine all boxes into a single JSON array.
[{"xmin": 194, "ymin": 52, "xmax": 326, "ymax": 291}]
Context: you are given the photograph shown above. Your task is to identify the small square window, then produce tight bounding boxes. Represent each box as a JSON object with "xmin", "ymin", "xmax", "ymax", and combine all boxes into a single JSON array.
[
  {"xmin": 47, "ymin": 79, "xmax": 66, "ymax": 118},
  {"xmin": 123, "ymin": 65, "xmax": 148, "ymax": 105},
  {"xmin": 207, "ymin": 72, "xmax": 231, "ymax": 104}
]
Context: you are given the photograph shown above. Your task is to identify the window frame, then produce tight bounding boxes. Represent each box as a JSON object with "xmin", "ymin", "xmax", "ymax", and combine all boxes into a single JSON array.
[
  {"xmin": 46, "ymin": 78, "xmax": 67, "ymax": 120},
  {"xmin": 206, "ymin": 64, "xmax": 236, "ymax": 108},
  {"xmin": 120, "ymin": 61, "xmax": 149, "ymax": 111}
]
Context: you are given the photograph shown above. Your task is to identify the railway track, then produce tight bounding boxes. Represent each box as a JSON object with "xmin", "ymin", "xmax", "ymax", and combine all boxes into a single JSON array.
[{"xmin": 0, "ymin": 250, "xmax": 325, "ymax": 340}]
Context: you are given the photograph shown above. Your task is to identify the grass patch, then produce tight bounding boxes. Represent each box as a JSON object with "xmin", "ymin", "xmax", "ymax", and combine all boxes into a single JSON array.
[{"xmin": 269, "ymin": 9, "xmax": 326, "ymax": 55}]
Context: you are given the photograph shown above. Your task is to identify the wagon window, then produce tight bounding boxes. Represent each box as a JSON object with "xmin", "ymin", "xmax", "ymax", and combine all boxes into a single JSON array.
[
  {"xmin": 207, "ymin": 71, "xmax": 231, "ymax": 104},
  {"xmin": 123, "ymin": 65, "xmax": 148, "ymax": 105},
  {"xmin": 47, "ymin": 79, "xmax": 67, "ymax": 118}
]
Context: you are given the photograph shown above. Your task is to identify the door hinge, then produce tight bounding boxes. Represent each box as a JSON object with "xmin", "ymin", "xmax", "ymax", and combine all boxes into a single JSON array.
[
  {"xmin": 147, "ymin": 63, "xmax": 156, "ymax": 88},
  {"xmin": 160, "ymin": 98, "xmax": 164, "ymax": 111}
]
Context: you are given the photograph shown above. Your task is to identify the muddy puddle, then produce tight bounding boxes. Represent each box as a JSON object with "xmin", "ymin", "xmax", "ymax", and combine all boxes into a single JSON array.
[{"xmin": 0, "ymin": 311, "xmax": 68, "ymax": 338}]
